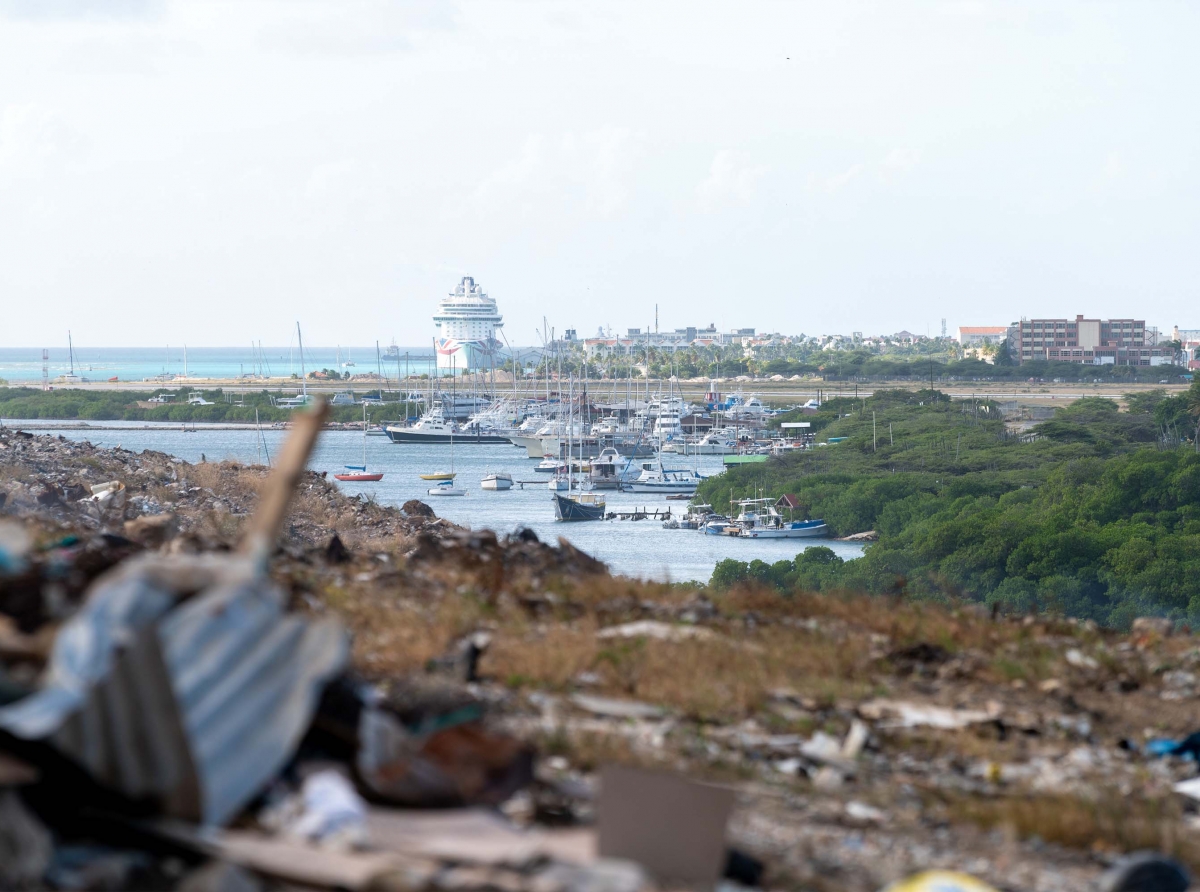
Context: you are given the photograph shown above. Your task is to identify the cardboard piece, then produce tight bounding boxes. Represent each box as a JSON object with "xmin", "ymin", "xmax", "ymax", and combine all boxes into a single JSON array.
[{"xmin": 597, "ymin": 765, "xmax": 734, "ymax": 888}]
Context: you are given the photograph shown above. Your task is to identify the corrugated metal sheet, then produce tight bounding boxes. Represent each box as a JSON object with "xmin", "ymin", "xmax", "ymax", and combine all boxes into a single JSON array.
[{"xmin": 0, "ymin": 554, "xmax": 348, "ymax": 826}]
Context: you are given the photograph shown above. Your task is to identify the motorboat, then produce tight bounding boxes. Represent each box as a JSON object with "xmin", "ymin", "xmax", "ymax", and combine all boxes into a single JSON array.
[
  {"xmin": 589, "ymin": 447, "xmax": 639, "ymax": 490},
  {"xmin": 677, "ymin": 503, "xmax": 714, "ymax": 530},
  {"xmin": 620, "ymin": 457, "xmax": 704, "ymax": 495},
  {"xmin": 481, "ymin": 471, "xmax": 513, "ymax": 491},
  {"xmin": 682, "ymin": 429, "xmax": 737, "ymax": 455},
  {"xmin": 702, "ymin": 515, "xmax": 735, "ymax": 536},
  {"xmin": 427, "ymin": 480, "xmax": 467, "ymax": 497},
  {"xmin": 534, "ymin": 455, "xmax": 561, "ymax": 474}
]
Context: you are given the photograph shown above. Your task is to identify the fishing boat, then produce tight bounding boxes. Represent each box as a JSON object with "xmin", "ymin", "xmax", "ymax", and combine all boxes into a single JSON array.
[
  {"xmin": 427, "ymin": 479, "xmax": 467, "ymax": 497},
  {"xmin": 730, "ymin": 498, "xmax": 828, "ymax": 539},
  {"xmin": 702, "ymin": 515, "xmax": 735, "ymax": 536},
  {"xmin": 481, "ymin": 471, "xmax": 513, "ymax": 491},
  {"xmin": 335, "ymin": 404, "xmax": 385, "ymax": 482}
]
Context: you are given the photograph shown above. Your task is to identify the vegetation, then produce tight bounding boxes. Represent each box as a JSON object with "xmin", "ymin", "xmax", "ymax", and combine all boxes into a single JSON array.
[
  {"xmin": 0, "ymin": 386, "xmax": 415, "ymax": 424},
  {"xmin": 702, "ymin": 384, "xmax": 1200, "ymax": 628}
]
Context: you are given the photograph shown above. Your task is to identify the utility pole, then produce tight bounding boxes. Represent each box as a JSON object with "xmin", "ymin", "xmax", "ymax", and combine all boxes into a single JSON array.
[
  {"xmin": 873, "ymin": 412, "xmax": 877, "ymax": 452},
  {"xmin": 42, "ymin": 349, "xmax": 48, "ymax": 391}
]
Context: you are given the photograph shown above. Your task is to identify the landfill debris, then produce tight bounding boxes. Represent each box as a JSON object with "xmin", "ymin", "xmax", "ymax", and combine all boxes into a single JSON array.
[
  {"xmin": 5, "ymin": 422, "xmax": 1200, "ymax": 889},
  {"xmin": 857, "ymin": 699, "xmax": 1002, "ymax": 730},
  {"xmin": 595, "ymin": 620, "xmax": 717, "ymax": 643},
  {"xmin": 880, "ymin": 872, "xmax": 999, "ymax": 891},
  {"xmin": 1098, "ymin": 851, "xmax": 1190, "ymax": 892},
  {"xmin": 598, "ymin": 766, "xmax": 734, "ymax": 887}
]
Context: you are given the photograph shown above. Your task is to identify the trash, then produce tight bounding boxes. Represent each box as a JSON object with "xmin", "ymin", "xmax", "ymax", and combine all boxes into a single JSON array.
[
  {"xmin": 880, "ymin": 872, "xmax": 999, "ymax": 891},
  {"xmin": 1147, "ymin": 732, "xmax": 1200, "ymax": 761},
  {"xmin": 1098, "ymin": 852, "xmax": 1190, "ymax": 892},
  {"xmin": 0, "ymin": 520, "xmax": 31, "ymax": 573},
  {"xmin": 123, "ymin": 513, "xmax": 178, "ymax": 548},
  {"xmin": 1065, "ymin": 648, "xmax": 1100, "ymax": 670},
  {"xmin": 357, "ymin": 705, "xmax": 535, "ymax": 808},
  {"xmin": 1172, "ymin": 776, "xmax": 1200, "ymax": 801},
  {"xmin": 283, "ymin": 770, "xmax": 368, "ymax": 849},
  {"xmin": 571, "ymin": 694, "xmax": 666, "ymax": 720},
  {"xmin": 598, "ymin": 765, "xmax": 734, "ymax": 887},
  {"xmin": 844, "ymin": 800, "xmax": 886, "ymax": 826},
  {"xmin": 595, "ymin": 620, "xmax": 717, "ymax": 643},
  {"xmin": 858, "ymin": 699, "xmax": 1001, "ymax": 730},
  {"xmin": 78, "ymin": 480, "xmax": 127, "ymax": 517}
]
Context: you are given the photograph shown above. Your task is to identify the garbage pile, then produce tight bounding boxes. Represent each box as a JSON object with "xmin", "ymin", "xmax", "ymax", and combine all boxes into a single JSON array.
[{"xmin": 5, "ymin": 419, "xmax": 1200, "ymax": 891}]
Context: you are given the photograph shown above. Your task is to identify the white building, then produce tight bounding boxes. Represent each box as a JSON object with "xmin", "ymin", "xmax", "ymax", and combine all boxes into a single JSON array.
[
  {"xmin": 433, "ymin": 276, "xmax": 504, "ymax": 372},
  {"xmin": 956, "ymin": 326, "xmax": 1008, "ymax": 346}
]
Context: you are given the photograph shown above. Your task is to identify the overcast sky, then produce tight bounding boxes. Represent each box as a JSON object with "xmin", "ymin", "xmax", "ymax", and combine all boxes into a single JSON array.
[{"xmin": 1, "ymin": 0, "xmax": 1197, "ymax": 348}]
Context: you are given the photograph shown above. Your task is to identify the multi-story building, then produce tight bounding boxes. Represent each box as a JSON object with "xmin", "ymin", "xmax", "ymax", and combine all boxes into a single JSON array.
[
  {"xmin": 1012, "ymin": 315, "xmax": 1174, "ymax": 366},
  {"xmin": 956, "ymin": 326, "xmax": 1008, "ymax": 346}
]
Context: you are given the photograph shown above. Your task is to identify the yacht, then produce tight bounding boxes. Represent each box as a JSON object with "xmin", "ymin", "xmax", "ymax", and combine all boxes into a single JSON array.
[
  {"xmin": 589, "ymin": 447, "xmax": 639, "ymax": 489},
  {"xmin": 620, "ymin": 457, "xmax": 704, "ymax": 495},
  {"xmin": 683, "ymin": 428, "xmax": 737, "ymax": 455},
  {"xmin": 386, "ymin": 401, "xmax": 509, "ymax": 444}
]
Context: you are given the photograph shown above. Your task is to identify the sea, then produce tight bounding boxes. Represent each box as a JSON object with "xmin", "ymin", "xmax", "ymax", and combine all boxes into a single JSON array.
[
  {"xmin": 0, "ymin": 347, "xmax": 437, "ymax": 384},
  {"xmin": 2, "ymin": 420, "xmax": 865, "ymax": 582}
]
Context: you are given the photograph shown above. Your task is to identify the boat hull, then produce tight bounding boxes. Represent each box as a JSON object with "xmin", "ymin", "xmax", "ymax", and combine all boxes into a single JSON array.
[
  {"xmin": 387, "ymin": 427, "xmax": 509, "ymax": 444},
  {"xmin": 334, "ymin": 473, "xmax": 384, "ymax": 482},
  {"xmin": 740, "ymin": 523, "xmax": 829, "ymax": 539},
  {"xmin": 552, "ymin": 493, "xmax": 606, "ymax": 522},
  {"xmin": 481, "ymin": 477, "xmax": 513, "ymax": 491},
  {"xmin": 620, "ymin": 482, "xmax": 699, "ymax": 495}
]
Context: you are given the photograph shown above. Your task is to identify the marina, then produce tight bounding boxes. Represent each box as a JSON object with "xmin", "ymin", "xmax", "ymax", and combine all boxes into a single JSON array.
[{"xmin": 1, "ymin": 419, "xmax": 864, "ymax": 581}]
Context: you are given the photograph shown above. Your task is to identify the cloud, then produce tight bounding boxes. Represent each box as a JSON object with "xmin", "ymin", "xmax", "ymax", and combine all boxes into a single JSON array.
[
  {"xmin": 1104, "ymin": 151, "xmax": 1123, "ymax": 179},
  {"xmin": 260, "ymin": 0, "xmax": 459, "ymax": 57},
  {"xmin": 0, "ymin": 104, "xmax": 87, "ymax": 183},
  {"xmin": 824, "ymin": 163, "xmax": 864, "ymax": 194},
  {"xmin": 0, "ymin": 0, "xmax": 161, "ymax": 20},
  {"xmin": 696, "ymin": 150, "xmax": 766, "ymax": 210},
  {"xmin": 468, "ymin": 127, "xmax": 644, "ymax": 219}
]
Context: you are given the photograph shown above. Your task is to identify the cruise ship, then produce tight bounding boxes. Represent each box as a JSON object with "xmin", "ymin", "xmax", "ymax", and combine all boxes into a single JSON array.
[{"xmin": 434, "ymin": 276, "xmax": 503, "ymax": 372}]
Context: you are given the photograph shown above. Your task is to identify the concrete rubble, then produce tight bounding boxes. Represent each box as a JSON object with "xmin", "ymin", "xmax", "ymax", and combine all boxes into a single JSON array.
[{"xmin": 3, "ymin": 423, "xmax": 1200, "ymax": 890}]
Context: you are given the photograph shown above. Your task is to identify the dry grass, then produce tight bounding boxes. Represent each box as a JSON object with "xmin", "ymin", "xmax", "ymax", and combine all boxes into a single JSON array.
[{"xmin": 946, "ymin": 791, "xmax": 1200, "ymax": 871}]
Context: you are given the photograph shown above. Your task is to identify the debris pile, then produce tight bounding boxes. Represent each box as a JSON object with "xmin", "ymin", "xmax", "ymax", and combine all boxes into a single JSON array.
[{"xmin": 4, "ymin": 422, "xmax": 1200, "ymax": 890}]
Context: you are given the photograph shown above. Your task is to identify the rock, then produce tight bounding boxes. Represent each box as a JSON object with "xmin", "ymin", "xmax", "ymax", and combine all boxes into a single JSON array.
[
  {"xmin": 402, "ymin": 499, "xmax": 436, "ymax": 518},
  {"xmin": 324, "ymin": 533, "xmax": 351, "ymax": 564},
  {"xmin": 1098, "ymin": 852, "xmax": 1190, "ymax": 892},
  {"xmin": 1065, "ymin": 648, "xmax": 1100, "ymax": 670}
]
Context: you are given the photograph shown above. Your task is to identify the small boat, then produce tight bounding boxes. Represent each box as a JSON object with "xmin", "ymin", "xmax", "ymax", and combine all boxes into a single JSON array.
[
  {"xmin": 665, "ymin": 493, "xmax": 691, "ymax": 501},
  {"xmin": 420, "ymin": 471, "xmax": 457, "ymax": 481},
  {"xmin": 534, "ymin": 454, "xmax": 560, "ymax": 474},
  {"xmin": 620, "ymin": 457, "xmax": 704, "ymax": 495},
  {"xmin": 481, "ymin": 471, "xmax": 513, "ymax": 491},
  {"xmin": 427, "ymin": 480, "xmax": 467, "ymax": 497},
  {"xmin": 335, "ymin": 404, "xmax": 385, "ymax": 482}
]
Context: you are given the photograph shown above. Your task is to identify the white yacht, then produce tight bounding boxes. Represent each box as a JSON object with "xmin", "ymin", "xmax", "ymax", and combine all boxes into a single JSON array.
[
  {"xmin": 683, "ymin": 428, "xmax": 737, "ymax": 455},
  {"xmin": 434, "ymin": 276, "xmax": 504, "ymax": 372},
  {"xmin": 481, "ymin": 471, "xmax": 513, "ymax": 491},
  {"xmin": 620, "ymin": 457, "xmax": 704, "ymax": 495}
]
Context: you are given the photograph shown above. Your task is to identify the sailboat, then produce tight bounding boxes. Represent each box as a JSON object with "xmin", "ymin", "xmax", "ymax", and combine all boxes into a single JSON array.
[
  {"xmin": 420, "ymin": 355, "xmax": 459, "ymax": 481},
  {"xmin": 335, "ymin": 404, "xmax": 384, "ymax": 482},
  {"xmin": 552, "ymin": 375, "xmax": 606, "ymax": 522}
]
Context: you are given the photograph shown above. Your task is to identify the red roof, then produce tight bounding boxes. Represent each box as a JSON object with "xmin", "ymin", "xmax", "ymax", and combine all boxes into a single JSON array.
[{"xmin": 775, "ymin": 494, "xmax": 801, "ymax": 509}]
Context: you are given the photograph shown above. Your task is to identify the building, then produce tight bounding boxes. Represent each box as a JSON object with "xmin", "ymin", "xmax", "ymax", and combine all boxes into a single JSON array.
[
  {"xmin": 433, "ymin": 276, "xmax": 504, "ymax": 372},
  {"xmin": 1012, "ymin": 315, "xmax": 1175, "ymax": 366},
  {"xmin": 956, "ymin": 326, "xmax": 1008, "ymax": 346}
]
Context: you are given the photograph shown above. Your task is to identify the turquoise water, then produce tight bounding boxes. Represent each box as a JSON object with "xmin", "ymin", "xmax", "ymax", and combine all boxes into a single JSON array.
[
  {"xmin": 0, "ymin": 347, "xmax": 437, "ymax": 384},
  {"xmin": 7, "ymin": 420, "xmax": 865, "ymax": 582}
]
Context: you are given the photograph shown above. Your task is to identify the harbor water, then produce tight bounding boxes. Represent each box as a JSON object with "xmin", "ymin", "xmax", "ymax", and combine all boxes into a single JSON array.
[
  {"xmin": 0, "ymin": 347, "xmax": 436, "ymax": 384},
  {"xmin": 4, "ymin": 420, "xmax": 865, "ymax": 582}
]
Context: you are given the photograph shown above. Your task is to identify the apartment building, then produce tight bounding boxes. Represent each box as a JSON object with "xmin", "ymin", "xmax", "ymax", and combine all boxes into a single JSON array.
[{"xmin": 1013, "ymin": 315, "xmax": 1174, "ymax": 366}]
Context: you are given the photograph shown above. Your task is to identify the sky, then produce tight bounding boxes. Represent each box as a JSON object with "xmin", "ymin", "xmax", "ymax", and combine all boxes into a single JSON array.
[{"xmin": 1, "ymin": 0, "xmax": 1197, "ymax": 348}]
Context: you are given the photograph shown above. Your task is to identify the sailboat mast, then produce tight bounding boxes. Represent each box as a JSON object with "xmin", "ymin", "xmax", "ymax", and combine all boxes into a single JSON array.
[
  {"xmin": 68, "ymin": 331, "xmax": 75, "ymax": 375},
  {"xmin": 296, "ymin": 322, "xmax": 307, "ymax": 398}
]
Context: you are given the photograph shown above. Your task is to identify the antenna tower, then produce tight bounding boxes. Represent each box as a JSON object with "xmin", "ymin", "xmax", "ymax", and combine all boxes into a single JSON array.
[{"xmin": 941, "ymin": 318, "xmax": 947, "ymax": 338}]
